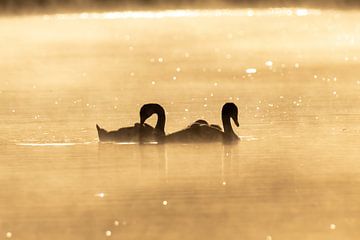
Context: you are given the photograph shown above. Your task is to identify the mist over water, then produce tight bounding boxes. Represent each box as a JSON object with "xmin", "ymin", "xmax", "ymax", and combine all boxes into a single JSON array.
[{"xmin": 1, "ymin": 8, "xmax": 360, "ymax": 240}]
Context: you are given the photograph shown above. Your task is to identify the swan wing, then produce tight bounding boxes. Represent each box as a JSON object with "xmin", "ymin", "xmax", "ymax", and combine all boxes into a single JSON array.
[
  {"xmin": 165, "ymin": 124, "xmax": 223, "ymax": 143},
  {"xmin": 102, "ymin": 125, "xmax": 140, "ymax": 142}
]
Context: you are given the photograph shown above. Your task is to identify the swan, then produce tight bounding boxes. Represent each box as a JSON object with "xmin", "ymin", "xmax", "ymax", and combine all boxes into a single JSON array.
[
  {"xmin": 96, "ymin": 103, "xmax": 166, "ymax": 143},
  {"xmin": 165, "ymin": 102, "xmax": 240, "ymax": 143}
]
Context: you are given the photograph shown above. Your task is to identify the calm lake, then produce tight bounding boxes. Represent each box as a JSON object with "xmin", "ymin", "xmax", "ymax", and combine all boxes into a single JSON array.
[{"xmin": 0, "ymin": 8, "xmax": 360, "ymax": 239}]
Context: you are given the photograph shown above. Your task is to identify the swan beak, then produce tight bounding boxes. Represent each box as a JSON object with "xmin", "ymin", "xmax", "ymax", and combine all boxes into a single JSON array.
[{"xmin": 234, "ymin": 117, "xmax": 239, "ymax": 127}]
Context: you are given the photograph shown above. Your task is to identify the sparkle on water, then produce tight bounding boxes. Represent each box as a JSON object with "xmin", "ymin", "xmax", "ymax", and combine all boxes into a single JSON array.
[
  {"xmin": 265, "ymin": 60, "xmax": 273, "ymax": 67},
  {"xmin": 246, "ymin": 68, "xmax": 257, "ymax": 74},
  {"xmin": 95, "ymin": 192, "xmax": 105, "ymax": 198},
  {"xmin": 42, "ymin": 8, "xmax": 319, "ymax": 21},
  {"xmin": 105, "ymin": 230, "xmax": 112, "ymax": 237}
]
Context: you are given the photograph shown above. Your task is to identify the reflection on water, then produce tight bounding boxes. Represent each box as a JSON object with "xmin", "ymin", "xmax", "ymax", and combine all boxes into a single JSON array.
[{"xmin": 0, "ymin": 8, "xmax": 360, "ymax": 240}]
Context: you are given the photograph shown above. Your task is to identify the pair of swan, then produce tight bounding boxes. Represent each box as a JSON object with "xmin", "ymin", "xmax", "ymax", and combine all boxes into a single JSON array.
[{"xmin": 96, "ymin": 102, "xmax": 239, "ymax": 143}]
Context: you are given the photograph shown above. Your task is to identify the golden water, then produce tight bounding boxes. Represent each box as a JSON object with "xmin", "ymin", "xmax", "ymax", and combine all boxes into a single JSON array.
[{"xmin": 0, "ymin": 8, "xmax": 360, "ymax": 239}]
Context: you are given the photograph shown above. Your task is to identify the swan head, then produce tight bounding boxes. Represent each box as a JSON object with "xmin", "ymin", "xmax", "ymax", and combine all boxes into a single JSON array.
[
  {"xmin": 139, "ymin": 103, "xmax": 165, "ymax": 128},
  {"xmin": 222, "ymin": 102, "xmax": 239, "ymax": 127},
  {"xmin": 140, "ymin": 103, "xmax": 157, "ymax": 125}
]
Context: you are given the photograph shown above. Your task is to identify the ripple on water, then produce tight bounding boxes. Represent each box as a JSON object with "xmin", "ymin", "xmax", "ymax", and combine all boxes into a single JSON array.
[{"xmin": 15, "ymin": 142, "xmax": 94, "ymax": 147}]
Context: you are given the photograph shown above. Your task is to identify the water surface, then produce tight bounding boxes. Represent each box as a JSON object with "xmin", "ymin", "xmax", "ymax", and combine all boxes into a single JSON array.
[{"xmin": 0, "ymin": 8, "xmax": 360, "ymax": 240}]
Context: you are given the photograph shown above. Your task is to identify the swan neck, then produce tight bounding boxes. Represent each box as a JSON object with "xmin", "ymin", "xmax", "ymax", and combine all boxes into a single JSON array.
[
  {"xmin": 155, "ymin": 107, "xmax": 166, "ymax": 134},
  {"xmin": 222, "ymin": 113, "xmax": 235, "ymax": 136}
]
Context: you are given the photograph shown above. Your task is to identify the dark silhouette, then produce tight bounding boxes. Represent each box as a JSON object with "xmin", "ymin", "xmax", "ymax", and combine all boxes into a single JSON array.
[
  {"xmin": 96, "ymin": 103, "xmax": 166, "ymax": 143},
  {"xmin": 165, "ymin": 102, "xmax": 240, "ymax": 143}
]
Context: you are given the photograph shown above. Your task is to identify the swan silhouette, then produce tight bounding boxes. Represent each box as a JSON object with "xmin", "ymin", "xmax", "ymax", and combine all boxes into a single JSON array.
[
  {"xmin": 165, "ymin": 102, "xmax": 240, "ymax": 143},
  {"xmin": 96, "ymin": 103, "xmax": 166, "ymax": 143}
]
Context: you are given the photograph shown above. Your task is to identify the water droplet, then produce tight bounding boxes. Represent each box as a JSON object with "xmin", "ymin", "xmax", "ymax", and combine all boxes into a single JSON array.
[
  {"xmin": 163, "ymin": 200, "xmax": 168, "ymax": 206},
  {"xmin": 294, "ymin": 63, "xmax": 300, "ymax": 68},
  {"xmin": 6, "ymin": 232, "xmax": 12, "ymax": 238},
  {"xmin": 266, "ymin": 236, "xmax": 272, "ymax": 240},
  {"xmin": 172, "ymin": 76, "xmax": 177, "ymax": 80},
  {"xmin": 105, "ymin": 230, "xmax": 112, "ymax": 237},
  {"xmin": 176, "ymin": 67, "xmax": 181, "ymax": 72},
  {"xmin": 151, "ymin": 81, "xmax": 156, "ymax": 85},
  {"xmin": 158, "ymin": 57, "xmax": 164, "ymax": 63},
  {"xmin": 330, "ymin": 224, "xmax": 336, "ymax": 230},
  {"xmin": 184, "ymin": 108, "xmax": 189, "ymax": 112},
  {"xmin": 222, "ymin": 181, "xmax": 227, "ymax": 186},
  {"xmin": 114, "ymin": 220, "xmax": 120, "ymax": 226}
]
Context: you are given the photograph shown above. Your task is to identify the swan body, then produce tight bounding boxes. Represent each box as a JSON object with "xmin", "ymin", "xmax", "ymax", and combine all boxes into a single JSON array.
[
  {"xmin": 96, "ymin": 103, "xmax": 165, "ymax": 143},
  {"xmin": 165, "ymin": 102, "xmax": 240, "ymax": 143}
]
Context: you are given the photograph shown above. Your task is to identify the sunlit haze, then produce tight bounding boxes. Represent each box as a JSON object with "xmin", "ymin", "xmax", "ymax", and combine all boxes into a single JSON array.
[{"xmin": 0, "ymin": 5, "xmax": 360, "ymax": 240}]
